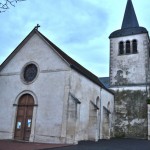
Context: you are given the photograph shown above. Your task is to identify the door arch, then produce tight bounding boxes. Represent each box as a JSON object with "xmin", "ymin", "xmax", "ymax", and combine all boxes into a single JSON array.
[{"xmin": 14, "ymin": 94, "xmax": 34, "ymax": 141}]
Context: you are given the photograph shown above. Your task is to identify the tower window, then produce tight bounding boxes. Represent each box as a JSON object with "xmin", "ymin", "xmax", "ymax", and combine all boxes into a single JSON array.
[
  {"xmin": 119, "ymin": 41, "xmax": 124, "ymax": 55},
  {"xmin": 132, "ymin": 39, "xmax": 137, "ymax": 53},
  {"xmin": 126, "ymin": 41, "xmax": 131, "ymax": 54}
]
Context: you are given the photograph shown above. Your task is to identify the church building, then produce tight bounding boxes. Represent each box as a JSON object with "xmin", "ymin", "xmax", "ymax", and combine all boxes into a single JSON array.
[
  {"xmin": 0, "ymin": 27, "xmax": 114, "ymax": 144},
  {"xmin": 1, "ymin": 0, "xmax": 150, "ymax": 144}
]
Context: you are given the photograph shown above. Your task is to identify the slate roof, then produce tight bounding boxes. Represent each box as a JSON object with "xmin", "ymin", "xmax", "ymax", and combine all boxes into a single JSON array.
[
  {"xmin": 109, "ymin": 27, "xmax": 148, "ymax": 38},
  {"xmin": 121, "ymin": 0, "xmax": 139, "ymax": 29},
  {"xmin": 109, "ymin": 0, "xmax": 148, "ymax": 38},
  {"xmin": 0, "ymin": 28, "xmax": 114, "ymax": 95},
  {"xmin": 99, "ymin": 77, "xmax": 110, "ymax": 88}
]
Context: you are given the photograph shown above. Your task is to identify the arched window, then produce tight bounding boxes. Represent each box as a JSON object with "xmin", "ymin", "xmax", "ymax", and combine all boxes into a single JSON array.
[
  {"xmin": 126, "ymin": 41, "xmax": 131, "ymax": 54},
  {"xmin": 96, "ymin": 96, "xmax": 100, "ymax": 106},
  {"xmin": 107, "ymin": 102, "xmax": 110, "ymax": 110},
  {"xmin": 119, "ymin": 41, "xmax": 124, "ymax": 55},
  {"xmin": 132, "ymin": 39, "xmax": 137, "ymax": 53}
]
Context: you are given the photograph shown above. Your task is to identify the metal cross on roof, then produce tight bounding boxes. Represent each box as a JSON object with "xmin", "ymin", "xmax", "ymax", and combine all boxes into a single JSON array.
[{"xmin": 34, "ymin": 24, "xmax": 40, "ymax": 30}]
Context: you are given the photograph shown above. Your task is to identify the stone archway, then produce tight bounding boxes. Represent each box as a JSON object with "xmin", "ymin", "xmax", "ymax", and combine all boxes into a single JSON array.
[{"xmin": 14, "ymin": 94, "xmax": 34, "ymax": 141}]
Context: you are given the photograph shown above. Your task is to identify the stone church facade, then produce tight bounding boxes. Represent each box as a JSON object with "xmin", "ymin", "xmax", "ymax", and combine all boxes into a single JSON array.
[
  {"xmin": 108, "ymin": 0, "xmax": 150, "ymax": 139},
  {"xmin": 0, "ymin": 28, "xmax": 114, "ymax": 144}
]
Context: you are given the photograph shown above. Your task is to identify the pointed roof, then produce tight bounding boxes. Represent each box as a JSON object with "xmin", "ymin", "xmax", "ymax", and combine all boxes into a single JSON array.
[
  {"xmin": 122, "ymin": 0, "xmax": 139, "ymax": 29},
  {"xmin": 0, "ymin": 28, "xmax": 114, "ymax": 94},
  {"xmin": 109, "ymin": 0, "xmax": 148, "ymax": 38}
]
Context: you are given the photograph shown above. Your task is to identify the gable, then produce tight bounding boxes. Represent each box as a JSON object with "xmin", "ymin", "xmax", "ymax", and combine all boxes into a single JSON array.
[
  {"xmin": 0, "ymin": 32, "xmax": 69, "ymax": 74},
  {"xmin": 0, "ymin": 28, "xmax": 113, "ymax": 95}
]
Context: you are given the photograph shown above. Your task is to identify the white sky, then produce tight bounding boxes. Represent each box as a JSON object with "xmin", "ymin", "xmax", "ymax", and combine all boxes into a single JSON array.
[{"xmin": 0, "ymin": 0, "xmax": 150, "ymax": 77}]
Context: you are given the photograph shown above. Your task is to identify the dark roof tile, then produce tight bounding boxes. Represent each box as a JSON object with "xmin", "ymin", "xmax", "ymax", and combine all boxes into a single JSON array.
[
  {"xmin": 109, "ymin": 0, "xmax": 148, "ymax": 38},
  {"xmin": 122, "ymin": 0, "xmax": 139, "ymax": 29},
  {"xmin": 109, "ymin": 27, "xmax": 148, "ymax": 38},
  {"xmin": 99, "ymin": 77, "xmax": 110, "ymax": 88}
]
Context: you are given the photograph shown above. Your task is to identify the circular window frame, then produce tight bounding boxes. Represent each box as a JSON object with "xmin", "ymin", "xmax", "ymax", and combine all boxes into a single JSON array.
[{"xmin": 21, "ymin": 62, "xmax": 39, "ymax": 85}]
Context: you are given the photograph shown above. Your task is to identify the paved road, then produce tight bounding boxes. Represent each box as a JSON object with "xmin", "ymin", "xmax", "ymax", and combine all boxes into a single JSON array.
[
  {"xmin": 1, "ymin": 139, "xmax": 150, "ymax": 150},
  {"xmin": 0, "ymin": 140, "xmax": 68, "ymax": 150},
  {"xmin": 43, "ymin": 139, "xmax": 150, "ymax": 150}
]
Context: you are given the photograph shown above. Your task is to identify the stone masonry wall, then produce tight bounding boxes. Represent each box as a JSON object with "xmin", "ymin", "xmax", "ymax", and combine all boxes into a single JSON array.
[
  {"xmin": 114, "ymin": 90, "xmax": 148, "ymax": 139},
  {"xmin": 110, "ymin": 34, "xmax": 149, "ymax": 87}
]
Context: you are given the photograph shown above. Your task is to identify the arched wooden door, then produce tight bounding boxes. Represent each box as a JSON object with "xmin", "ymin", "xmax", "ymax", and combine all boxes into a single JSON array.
[{"xmin": 14, "ymin": 94, "xmax": 34, "ymax": 141}]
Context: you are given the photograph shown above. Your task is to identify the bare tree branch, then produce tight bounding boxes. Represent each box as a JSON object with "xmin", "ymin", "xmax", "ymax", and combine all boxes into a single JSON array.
[{"xmin": 0, "ymin": 0, "xmax": 26, "ymax": 13}]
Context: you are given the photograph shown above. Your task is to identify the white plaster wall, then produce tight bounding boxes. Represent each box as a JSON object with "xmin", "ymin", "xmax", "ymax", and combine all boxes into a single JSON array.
[
  {"xmin": 110, "ymin": 33, "xmax": 149, "ymax": 86},
  {"xmin": 0, "ymin": 71, "xmax": 70, "ymax": 142},
  {"xmin": 0, "ymin": 33, "xmax": 70, "ymax": 143},
  {"xmin": 0, "ymin": 34, "xmax": 69, "ymax": 74},
  {"xmin": 33, "ymin": 71, "xmax": 70, "ymax": 143},
  {"xmin": 69, "ymin": 69, "xmax": 100, "ymax": 142},
  {"xmin": 100, "ymin": 88, "xmax": 114, "ymax": 139}
]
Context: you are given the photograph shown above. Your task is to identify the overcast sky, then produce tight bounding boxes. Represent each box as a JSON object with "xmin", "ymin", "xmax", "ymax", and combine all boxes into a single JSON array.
[{"xmin": 0, "ymin": 0, "xmax": 150, "ymax": 77}]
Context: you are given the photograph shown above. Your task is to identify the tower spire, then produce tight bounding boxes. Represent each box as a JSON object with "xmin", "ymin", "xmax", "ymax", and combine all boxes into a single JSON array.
[{"xmin": 121, "ymin": 0, "xmax": 139, "ymax": 29}]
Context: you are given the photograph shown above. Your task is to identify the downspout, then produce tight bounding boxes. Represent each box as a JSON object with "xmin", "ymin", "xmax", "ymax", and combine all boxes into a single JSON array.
[{"xmin": 99, "ymin": 87, "xmax": 102, "ymax": 139}]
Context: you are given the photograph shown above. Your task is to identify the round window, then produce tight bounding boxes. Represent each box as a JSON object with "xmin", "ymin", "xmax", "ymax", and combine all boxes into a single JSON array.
[{"xmin": 23, "ymin": 64, "xmax": 38, "ymax": 83}]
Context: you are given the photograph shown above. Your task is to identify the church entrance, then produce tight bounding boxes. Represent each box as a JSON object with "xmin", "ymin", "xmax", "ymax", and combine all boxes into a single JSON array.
[{"xmin": 14, "ymin": 94, "xmax": 34, "ymax": 141}]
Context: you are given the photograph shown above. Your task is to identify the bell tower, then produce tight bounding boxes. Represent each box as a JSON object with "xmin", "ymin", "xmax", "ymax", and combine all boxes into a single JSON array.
[
  {"xmin": 109, "ymin": 0, "xmax": 149, "ymax": 88},
  {"xmin": 109, "ymin": 0, "xmax": 150, "ymax": 139}
]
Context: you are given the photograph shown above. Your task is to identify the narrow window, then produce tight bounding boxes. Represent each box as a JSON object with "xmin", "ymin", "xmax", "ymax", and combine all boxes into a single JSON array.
[
  {"xmin": 126, "ymin": 41, "xmax": 131, "ymax": 54},
  {"xmin": 132, "ymin": 39, "xmax": 137, "ymax": 53},
  {"xmin": 96, "ymin": 96, "xmax": 100, "ymax": 106},
  {"xmin": 119, "ymin": 41, "xmax": 124, "ymax": 55}
]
